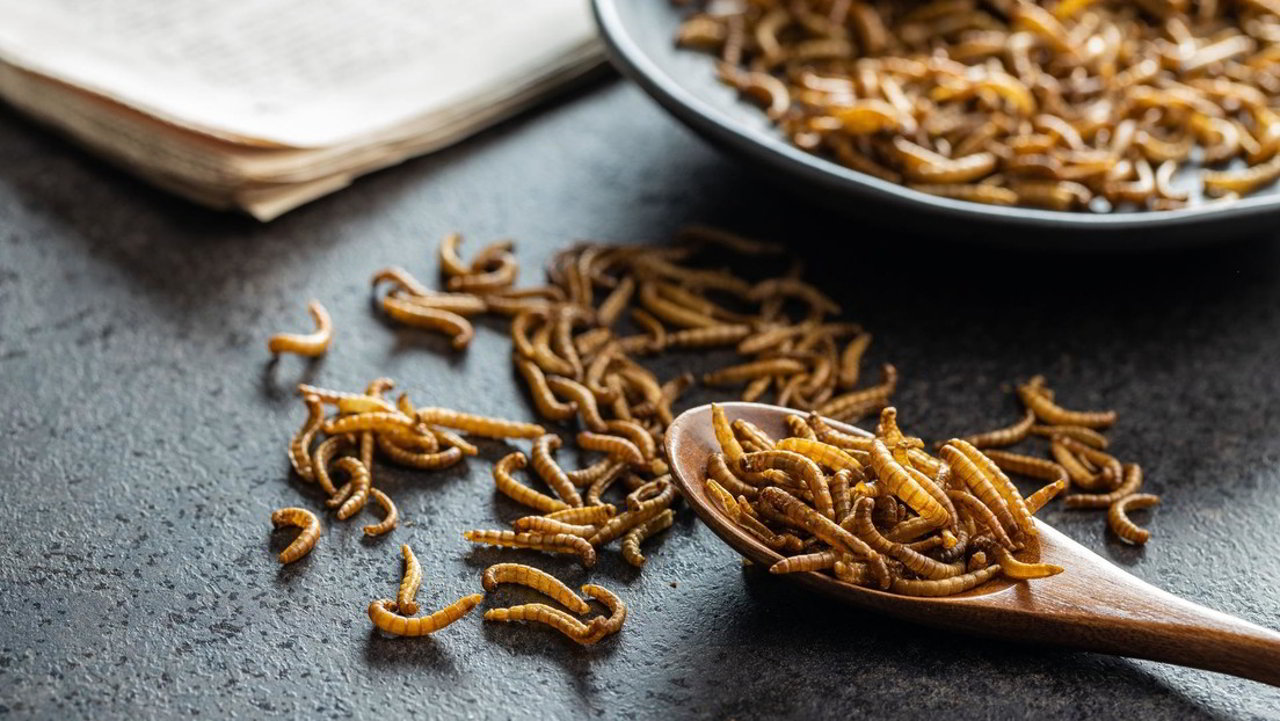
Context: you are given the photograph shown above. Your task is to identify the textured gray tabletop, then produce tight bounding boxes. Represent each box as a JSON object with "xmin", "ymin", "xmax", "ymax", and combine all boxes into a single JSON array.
[{"xmin": 1, "ymin": 79, "xmax": 1279, "ymax": 720}]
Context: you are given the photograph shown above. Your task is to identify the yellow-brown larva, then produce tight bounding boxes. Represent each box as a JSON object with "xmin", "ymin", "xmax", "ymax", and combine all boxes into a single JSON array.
[
  {"xmin": 704, "ymin": 478, "xmax": 743, "ymax": 522},
  {"xmin": 757, "ymin": 487, "xmax": 888, "ymax": 587},
  {"xmin": 938, "ymin": 443, "xmax": 1018, "ymax": 539},
  {"xmin": 1025, "ymin": 479, "xmax": 1068, "ymax": 514},
  {"xmin": 271, "ymin": 507, "xmax": 321, "ymax": 564},
  {"xmin": 952, "ymin": 409, "xmax": 1036, "ymax": 449},
  {"xmin": 637, "ymin": 281, "xmax": 718, "ymax": 328},
  {"xmin": 1058, "ymin": 436, "xmax": 1124, "ymax": 490},
  {"xmin": 546, "ymin": 505, "xmax": 617, "ymax": 525},
  {"xmin": 847, "ymin": 498, "xmax": 965, "ymax": 580},
  {"xmin": 783, "ymin": 414, "xmax": 818, "ymax": 441},
  {"xmin": 381, "ymin": 296, "xmax": 474, "ymax": 350},
  {"xmin": 397, "ymin": 544, "xmax": 423, "ymax": 615},
  {"xmin": 576, "ymin": 432, "xmax": 645, "ymax": 467},
  {"xmin": 738, "ymin": 325, "xmax": 806, "ymax": 355},
  {"xmin": 629, "ymin": 307, "xmax": 668, "ymax": 353},
  {"xmin": 890, "ymin": 565, "xmax": 1002, "ymax": 597},
  {"xmin": 621, "ymin": 508, "xmax": 675, "ymax": 567},
  {"xmin": 832, "ymin": 559, "xmax": 871, "ymax": 585},
  {"xmin": 676, "ymin": 223, "xmax": 785, "ymax": 255},
  {"xmin": 545, "ymin": 376, "xmax": 609, "ymax": 432},
  {"xmin": 371, "ymin": 265, "xmax": 433, "ymax": 297},
  {"xmin": 974, "ymin": 537, "xmax": 1064, "ymax": 580},
  {"xmin": 585, "ymin": 462, "xmax": 629, "ymax": 507},
  {"xmin": 511, "ymin": 308, "xmax": 547, "ymax": 361},
  {"xmin": 837, "ymin": 333, "xmax": 872, "ymax": 390},
  {"xmin": 981, "ymin": 450, "xmax": 1070, "ymax": 485},
  {"xmin": 289, "ymin": 394, "xmax": 326, "ymax": 481},
  {"xmin": 579, "ymin": 584, "xmax": 627, "ymax": 643},
  {"xmin": 1028, "ymin": 424, "xmax": 1109, "ymax": 449},
  {"xmin": 438, "ymin": 232, "xmax": 471, "ymax": 277},
  {"xmin": 337, "ymin": 394, "xmax": 399, "ymax": 416},
  {"xmin": 363, "ymin": 488, "xmax": 398, "ymax": 537},
  {"xmin": 830, "ymin": 468, "xmax": 853, "ymax": 522},
  {"xmin": 742, "ymin": 375, "xmax": 772, "ymax": 402},
  {"xmin": 493, "ymin": 451, "xmax": 570, "ymax": 514},
  {"xmin": 815, "ymin": 363, "xmax": 898, "ymax": 421},
  {"xmin": 423, "ymin": 426, "xmax": 476, "ymax": 457},
  {"xmin": 769, "ymin": 550, "xmax": 840, "ymax": 574},
  {"xmin": 566, "ymin": 458, "xmax": 623, "ymax": 487},
  {"xmin": 368, "ymin": 595, "xmax": 484, "ymax": 637},
  {"xmin": 414, "ymin": 407, "xmax": 544, "ymax": 439},
  {"xmin": 375, "ymin": 436, "xmax": 465, "ymax": 470},
  {"xmin": 747, "ymin": 277, "xmax": 841, "ymax": 316},
  {"xmin": 596, "ymin": 275, "xmax": 636, "ymax": 327},
  {"xmin": 703, "ymin": 358, "xmax": 807, "ymax": 386},
  {"xmin": 1108, "ymin": 493, "xmax": 1160, "ymax": 544},
  {"xmin": 551, "ymin": 306, "xmax": 589, "ymax": 378},
  {"xmin": 732, "ymin": 419, "xmax": 776, "ymax": 451},
  {"xmin": 511, "ymin": 516, "xmax": 598, "ymax": 538},
  {"xmin": 665, "ymin": 324, "xmax": 754, "ymax": 349},
  {"xmin": 617, "ymin": 366, "xmax": 673, "ymax": 426},
  {"xmin": 903, "ymin": 464, "xmax": 959, "ymax": 532},
  {"xmin": 311, "ymin": 435, "xmax": 351, "ymax": 496},
  {"xmin": 447, "ymin": 252, "xmax": 518, "ymax": 293},
  {"xmin": 773, "ymin": 438, "xmax": 864, "ymax": 476},
  {"xmin": 948, "ymin": 439, "xmax": 1036, "ymax": 539},
  {"xmin": 806, "ymin": 412, "xmax": 874, "ymax": 452},
  {"xmin": 966, "ymin": 550, "xmax": 988, "ymax": 573},
  {"xmin": 1016, "ymin": 380, "xmax": 1117, "ymax": 428},
  {"xmin": 870, "ymin": 440, "xmax": 950, "ymax": 528},
  {"xmin": 326, "ymin": 457, "xmax": 371, "ymax": 520},
  {"xmin": 391, "ymin": 291, "xmax": 489, "ymax": 316},
  {"xmin": 514, "ymin": 355, "xmax": 578, "ymax": 422},
  {"xmin": 1065, "ymin": 463, "xmax": 1144, "ymax": 509},
  {"xmin": 483, "ymin": 603, "xmax": 599, "ymax": 643},
  {"xmin": 587, "ymin": 492, "xmax": 675, "ymax": 547},
  {"xmin": 268, "ymin": 300, "xmax": 333, "ymax": 357},
  {"xmin": 321, "ymin": 411, "xmax": 416, "ymax": 436},
  {"xmin": 706, "ymin": 453, "xmax": 758, "ymax": 499},
  {"xmin": 481, "ymin": 563, "xmax": 590, "ymax": 614},
  {"xmin": 583, "ymin": 343, "xmax": 620, "ymax": 402},
  {"xmin": 574, "ymin": 327, "xmax": 614, "ymax": 358},
  {"xmin": 604, "ymin": 419, "xmax": 658, "ymax": 461},
  {"xmin": 531, "ymin": 434, "xmax": 583, "ymax": 508},
  {"xmin": 463, "ymin": 530, "xmax": 597, "ymax": 567},
  {"xmin": 742, "ymin": 450, "xmax": 836, "ymax": 520},
  {"xmin": 946, "ymin": 489, "xmax": 1017, "ymax": 550}
]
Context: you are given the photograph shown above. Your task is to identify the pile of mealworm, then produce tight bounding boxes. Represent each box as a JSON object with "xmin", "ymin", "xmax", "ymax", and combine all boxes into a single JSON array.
[
  {"xmin": 267, "ymin": 226, "xmax": 895, "ymax": 641},
  {"xmin": 705, "ymin": 403, "xmax": 1067, "ymax": 596},
  {"xmin": 952, "ymin": 375, "xmax": 1159, "ymax": 544},
  {"xmin": 676, "ymin": 0, "xmax": 1280, "ymax": 211}
]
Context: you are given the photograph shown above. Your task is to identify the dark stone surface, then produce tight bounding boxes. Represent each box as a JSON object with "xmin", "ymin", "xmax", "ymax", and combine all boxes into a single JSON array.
[{"xmin": 1, "ymin": 79, "xmax": 1279, "ymax": 720}]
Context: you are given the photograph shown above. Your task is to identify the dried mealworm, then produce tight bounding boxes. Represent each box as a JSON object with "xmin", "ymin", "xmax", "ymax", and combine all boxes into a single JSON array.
[
  {"xmin": 1025, "ymin": 479, "xmax": 1068, "ymax": 514},
  {"xmin": 807, "ymin": 412, "xmax": 874, "ymax": 452},
  {"xmin": 870, "ymin": 440, "xmax": 950, "ymax": 528},
  {"xmin": 447, "ymin": 252, "xmax": 517, "ymax": 293},
  {"xmin": 732, "ymin": 419, "xmax": 776, "ymax": 451},
  {"xmin": 1058, "ymin": 436, "xmax": 1123, "ymax": 489},
  {"xmin": 938, "ymin": 444, "xmax": 1018, "ymax": 539},
  {"xmin": 311, "ymin": 435, "xmax": 351, "ymax": 496},
  {"xmin": 438, "ymin": 232, "xmax": 470, "ymax": 277},
  {"xmin": 1065, "ymin": 463, "xmax": 1144, "ymax": 509},
  {"xmin": 511, "ymin": 308, "xmax": 546, "ymax": 360},
  {"xmin": 296, "ymin": 384, "xmax": 363, "ymax": 405},
  {"xmin": 630, "ymin": 308, "xmax": 668, "ymax": 353},
  {"xmin": 743, "ymin": 450, "xmax": 836, "ymax": 520},
  {"xmin": 1108, "ymin": 493, "xmax": 1160, "ymax": 545},
  {"xmin": 706, "ymin": 453, "xmax": 759, "ymax": 499},
  {"xmin": 567, "ymin": 458, "xmax": 624, "ymax": 487},
  {"xmin": 757, "ymin": 487, "xmax": 888, "ymax": 587},
  {"xmin": 547, "ymin": 505, "xmax": 617, "ymax": 524},
  {"xmin": 577, "ymin": 432, "xmax": 646, "ymax": 467},
  {"xmin": 588, "ymin": 499, "xmax": 674, "ymax": 547},
  {"xmin": 514, "ymin": 355, "xmax": 578, "ymax": 422},
  {"xmin": 815, "ymin": 364, "xmax": 898, "ymax": 420},
  {"xmin": 368, "ymin": 595, "xmax": 484, "ymax": 637},
  {"xmin": 289, "ymin": 394, "xmax": 326, "ymax": 481},
  {"xmin": 832, "ymin": 560, "xmax": 871, "ymax": 585},
  {"xmin": 617, "ymin": 365, "xmax": 672, "ymax": 426},
  {"xmin": 371, "ymin": 265, "xmax": 432, "ymax": 297},
  {"xmin": 637, "ymin": 281, "xmax": 718, "ymax": 328},
  {"xmin": 1016, "ymin": 380, "xmax": 1116, "ymax": 428},
  {"xmin": 836, "ymin": 332, "xmax": 873, "ymax": 391},
  {"xmin": 747, "ymin": 277, "xmax": 841, "ymax": 316},
  {"xmin": 738, "ymin": 324, "xmax": 808, "ymax": 355},
  {"xmin": 532, "ymin": 434, "xmax": 583, "ymax": 507},
  {"xmin": 784, "ymin": 414, "xmax": 817, "ymax": 441},
  {"xmin": 462, "ymin": 530, "xmax": 597, "ymax": 567},
  {"xmin": 890, "ymin": 565, "xmax": 1002, "ymax": 597},
  {"xmin": 268, "ymin": 300, "xmax": 333, "ymax": 357},
  {"xmin": 625, "ymin": 477, "xmax": 677, "ymax": 515},
  {"xmin": 948, "ymin": 439, "xmax": 1036, "ymax": 539},
  {"xmin": 493, "ymin": 451, "xmax": 570, "ymax": 513},
  {"xmin": 414, "ymin": 407, "xmax": 544, "ymax": 439},
  {"xmin": 481, "ymin": 563, "xmax": 590, "ymax": 614},
  {"xmin": 974, "ymin": 538, "xmax": 1064, "ymax": 580},
  {"xmin": 376, "ymin": 436, "xmax": 464, "ymax": 470},
  {"xmin": 381, "ymin": 296, "xmax": 474, "ymax": 349},
  {"xmin": 1028, "ymin": 424, "xmax": 1108, "ymax": 449},
  {"xmin": 322, "ymin": 411, "xmax": 416, "ymax": 436},
  {"xmin": 337, "ymin": 395, "xmax": 398, "ymax": 416},
  {"xmin": 271, "ymin": 507, "xmax": 321, "ymax": 564},
  {"xmin": 1050, "ymin": 438, "xmax": 1109, "ymax": 491},
  {"xmin": 830, "ymin": 468, "xmax": 853, "ymax": 522},
  {"xmin": 484, "ymin": 603, "xmax": 598, "ymax": 643},
  {"xmin": 703, "ymin": 358, "xmax": 807, "ymax": 386},
  {"xmin": 981, "ymin": 450, "xmax": 1070, "ymax": 486},
  {"xmin": 545, "ymin": 376, "xmax": 608, "ymax": 432},
  {"xmin": 327, "ymin": 457, "xmax": 371, "ymax": 520},
  {"xmin": 953, "ymin": 409, "xmax": 1036, "ymax": 449},
  {"xmin": 363, "ymin": 488, "xmax": 398, "ymax": 536},
  {"xmin": 429, "ymin": 426, "xmax": 479, "ymax": 456},
  {"xmin": 621, "ymin": 508, "xmax": 675, "ymax": 567},
  {"xmin": 847, "ymin": 498, "xmax": 965, "ymax": 580},
  {"xmin": 597, "ymin": 275, "xmax": 636, "ymax": 327},
  {"xmin": 774, "ymin": 438, "xmax": 864, "ymax": 476},
  {"xmin": 392, "ymin": 291, "xmax": 488, "ymax": 316},
  {"xmin": 605, "ymin": 420, "xmax": 658, "ymax": 461},
  {"xmin": 966, "ymin": 550, "xmax": 988, "ymax": 573},
  {"xmin": 397, "ymin": 544, "xmax": 422, "ymax": 615},
  {"xmin": 665, "ymin": 324, "xmax": 754, "ymax": 348},
  {"xmin": 946, "ymin": 490, "xmax": 1016, "ymax": 550},
  {"xmin": 585, "ymin": 462, "xmax": 629, "ymax": 507},
  {"xmin": 580, "ymin": 584, "xmax": 627, "ymax": 643},
  {"xmin": 511, "ymin": 516, "xmax": 598, "ymax": 538},
  {"xmin": 769, "ymin": 550, "xmax": 840, "ymax": 574}
]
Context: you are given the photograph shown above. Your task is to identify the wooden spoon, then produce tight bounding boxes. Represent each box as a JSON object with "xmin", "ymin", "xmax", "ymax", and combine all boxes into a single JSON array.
[{"xmin": 664, "ymin": 401, "xmax": 1280, "ymax": 686}]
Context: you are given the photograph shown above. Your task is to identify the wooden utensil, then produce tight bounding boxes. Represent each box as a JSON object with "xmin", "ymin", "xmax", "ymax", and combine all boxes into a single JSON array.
[{"xmin": 664, "ymin": 402, "xmax": 1280, "ymax": 686}]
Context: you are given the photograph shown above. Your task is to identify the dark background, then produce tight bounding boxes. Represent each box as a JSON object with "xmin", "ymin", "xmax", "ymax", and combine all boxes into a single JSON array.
[{"xmin": 1, "ymin": 77, "xmax": 1278, "ymax": 720}]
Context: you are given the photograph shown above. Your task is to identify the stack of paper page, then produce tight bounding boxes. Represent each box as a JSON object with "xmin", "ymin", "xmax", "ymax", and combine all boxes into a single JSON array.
[{"xmin": 0, "ymin": 0, "xmax": 602, "ymax": 219}]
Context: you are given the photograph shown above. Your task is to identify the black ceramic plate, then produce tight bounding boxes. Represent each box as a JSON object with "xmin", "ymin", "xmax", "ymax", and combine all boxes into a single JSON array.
[{"xmin": 592, "ymin": 0, "xmax": 1280, "ymax": 248}]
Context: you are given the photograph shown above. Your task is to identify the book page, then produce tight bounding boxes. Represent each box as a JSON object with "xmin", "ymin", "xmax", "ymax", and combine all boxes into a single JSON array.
[{"xmin": 0, "ymin": 0, "xmax": 597, "ymax": 149}]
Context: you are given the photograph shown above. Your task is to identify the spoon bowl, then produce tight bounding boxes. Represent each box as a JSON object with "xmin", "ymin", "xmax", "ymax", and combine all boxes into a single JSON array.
[{"xmin": 665, "ymin": 402, "xmax": 1280, "ymax": 686}]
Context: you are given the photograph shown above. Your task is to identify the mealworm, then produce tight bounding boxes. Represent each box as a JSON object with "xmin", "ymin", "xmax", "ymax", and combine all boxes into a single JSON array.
[
  {"xmin": 706, "ymin": 452, "xmax": 759, "ymax": 499},
  {"xmin": 903, "ymin": 464, "xmax": 959, "ymax": 532},
  {"xmin": 580, "ymin": 584, "xmax": 627, "ymax": 643},
  {"xmin": 665, "ymin": 324, "xmax": 754, "ymax": 348},
  {"xmin": 948, "ymin": 439, "xmax": 1036, "ymax": 539},
  {"xmin": 414, "ymin": 407, "xmax": 544, "ymax": 439},
  {"xmin": 327, "ymin": 457, "xmax": 371, "ymax": 520},
  {"xmin": 617, "ymin": 366, "xmax": 672, "ymax": 426},
  {"xmin": 531, "ymin": 434, "xmax": 583, "ymax": 508},
  {"xmin": 484, "ymin": 603, "xmax": 598, "ymax": 643},
  {"xmin": 438, "ymin": 232, "xmax": 470, "ymax": 277},
  {"xmin": 574, "ymin": 327, "xmax": 614, "ymax": 358},
  {"xmin": 577, "ymin": 432, "xmax": 646, "ymax": 467},
  {"xmin": 479, "ymin": 294, "xmax": 550, "ymax": 316},
  {"xmin": 296, "ymin": 384, "xmax": 364, "ymax": 405},
  {"xmin": 430, "ymin": 426, "xmax": 479, "ymax": 456},
  {"xmin": 975, "ymin": 537, "xmax": 1063, "ymax": 580},
  {"xmin": 1016, "ymin": 380, "xmax": 1116, "ymax": 428},
  {"xmin": 757, "ymin": 487, "xmax": 889, "ymax": 588},
  {"xmin": 1025, "ymin": 479, "xmax": 1068, "ymax": 514},
  {"xmin": 832, "ymin": 559, "xmax": 871, "ymax": 585},
  {"xmin": 597, "ymin": 275, "xmax": 636, "ymax": 327},
  {"xmin": 585, "ymin": 462, "xmax": 629, "ymax": 507},
  {"xmin": 870, "ymin": 440, "xmax": 950, "ymax": 528},
  {"xmin": 773, "ymin": 438, "xmax": 864, "ymax": 476},
  {"xmin": 946, "ymin": 489, "xmax": 1016, "ymax": 550},
  {"xmin": 588, "ymin": 493, "xmax": 675, "ymax": 547},
  {"xmin": 397, "ymin": 544, "xmax": 422, "ymax": 615},
  {"xmin": 271, "ymin": 507, "xmax": 321, "ymax": 564},
  {"xmin": 1028, "ymin": 424, "xmax": 1109, "ymax": 449},
  {"xmin": 703, "ymin": 358, "xmax": 807, "ymax": 386},
  {"xmin": 769, "ymin": 550, "xmax": 840, "ymax": 574},
  {"xmin": 321, "ymin": 411, "xmax": 416, "ymax": 436},
  {"xmin": 371, "ymin": 265, "xmax": 432, "ymax": 297},
  {"xmin": 511, "ymin": 308, "xmax": 546, "ymax": 360},
  {"xmin": 1065, "ymin": 463, "xmax": 1144, "ymax": 509},
  {"xmin": 289, "ymin": 395, "xmax": 326, "ymax": 481},
  {"xmin": 462, "ymin": 530, "xmax": 596, "ymax": 567},
  {"xmin": 604, "ymin": 420, "xmax": 658, "ymax": 461},
  {"xmin": 1058, "ymin": 436, "xmax": 1124, "ymax": 490},
  {"xmin": 481, "ymin": 563, "xmax": 590, "ymax": 614},
  {"xmin": 638, "ymin": 281, "xmax": 718, "ymax": 328},
  {"xmin": 493, "ymin": 451, "xmax": 570, "ymax": 513},
  {"xmin": 807, "ymin": 412, "xmax": 874, "ymax": 452},
  {"xmin": 704, "ymin": 477, "xmax": 742, "ymax": 522},
  {"xmin": 953, "ymin": 409, "xmax": 1036, "ymax": 449},
  {"xmin": 566, "ymin": 458, "xmax": 623, "ymax": 487},
  {"xmin": 583, "ymin": 343, "xmax": 620, "ymax": 402},
  {"xmin": 511, "ymin": 516, "xmax": 598, "ymax": 538},
  {"xmin": 1109, "ymin": 493, "xmax": 1160, "ymax": 544},
  {"xmin": 376, "ymin": 436, "xmax": 464, "ymax": 470},
  {"xmin": 381, "ymin": 296, "xmax": 474, "ymax": 349},
  {"xmin": 551, "ymin": 306, "xmax": 588, "ymax": 378},
  {"xmin": 847, "ymin": 498, "xmax": 965, "ymax": 580},
  {"xmin": 732, "ymin": 419, "xmax": 776, "ymax": 451},
  {"xmin": 890, "ymin": 565, "xmax": 1002, "ymax": 597},
  {"xmin": 830, "ymin": 468, "xmax": 853, "ymax": 522},
  {"xmin": 447, "ymin": 252, "xmax": 518, "ymax": 293},
  {"xmin": 311, "ymin": 435, "xmax": 351, "ymax": 496},
  {"xmin": 621, "ymin": 508, "xmax": 675, "ymax": 567},
  {"xmin": 545, "ymin": 376, "xmax": 608, "ymax": 432},
  {"xmin": 363, "ymin": 488, "xmax": 398, "ymax": 536},
  {"xmin": 546, "ymin": 505, "xmax": 617, "ymax": 525},
  {"xmin": 784, "ymin": 414, "xmax": 818, "ymax": 440},
  {"xmin": 514, "ymin": 355, "xmax": 578, "ymax": 421},
  {"xmin": 629, "ymin": 308, "xmax": 667, "ymax": 353},
  {"xmin": 815, "ymin": 364, "xmax": 898, "ymax": 420},
  {"xmin": 268, "ymin": 300, "xmax": 333, "ymax": 357},
  {"xmin": 1050, "ymin": 438, "xmax": 1109, "ymax": 491},
  {"xmin": 747, "ymin": 277, "xmax": 841, "ymax": 316},
  {"xmin": 368, "ymin": 595, "xmax": 484, "ymax": 637},
  {"xmin": 938, "ymin": 444, "xmax": 1018, "ymax": 540},
  {"xmin": 742, "ymin": 450, "xmax": 836, "ymax": 520},
  {"xmin": 391, "ymin": 291, "xmax": 488, "ymax": 316},
  {"xmin": 837, "ymin": 333, "xmax": 872, "ymax": 389},
  {"xmin": 981, "ymin": 450, "xmax": 1070, "ymax": 485}
]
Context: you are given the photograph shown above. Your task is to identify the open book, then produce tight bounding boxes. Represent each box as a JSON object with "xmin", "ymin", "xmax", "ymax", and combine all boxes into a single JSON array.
[{"xmin": 0, "ymin": 0, "xmax": 602, "ymax": 220}]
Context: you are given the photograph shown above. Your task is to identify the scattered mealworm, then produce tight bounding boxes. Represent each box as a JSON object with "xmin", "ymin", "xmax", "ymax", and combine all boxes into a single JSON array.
[
  {"xmin": 484, "ymin": 603, "xmax": 600, "ymax": 644},
  {"xmin": 545, "ymin": 376, "xmax": 609, "ymax": 432},
  {"xmin": 621, "ymin": 509, "xmax": 675, "ymax": 567},
  {"xmin": 493, "ymin": 451, "xmax": 570, "ymax": 514},
  {"xmin": 546, "ymin": 505, "xmax": 617, "ymax": 525},
  {"xmin": 363, "ymin": 488, "xmax": 398, "ymax": 536},
  {"xmin": 381, "ymin": 296, "xmax": 474, "ymax": 349},
  {"xmin": 511, "ymin": 516, "xmax": 598, "ymax": 538},
  {"xmin": 329, "ymin": 457, "xmax": 371, "ymax": 520},
  {"xmin": 1017, "ymin": 380, "xmax": 1117, "ymax": 428},
  {"xmin": 289, "ymin": 395, "xmax": 326, "ymax": 481},
  {"xmin": 414, "ymin": 407, "xmax": 544, "ymax": 439},
  {"xmin": 481, "ymin": 563, "xmax": 590, "ymax": 614},
  {"xmin": 577, "ymin": 432, "xmax": 646, "ymax": 467},
  {"xmin": 268, "ymin": 300, "xmax": 333, "ymax": 357},
  {"xmin": 397, "ymin": 544, "xmax": 423, "ymax": 615},
  {"xmin": 1028, "ymin": 424, "xmax": 1109, "ymax": 449},
  {"xmin": 271, "ymin": 507, "xmax": 321, "ymax": 564},
  {"xmin": 579, "ymin": 584, "xmax": 627, "ymax": 643},
  {"xmin": 1065, "ymin": 463, "xmax": 1144, "ymax": 509},
  {"xmin": 368, "ymin": 595, "xmax": 484, "ymax": 637},
  {"xmin": 951, "ymin": 409, "xmax": 1036, "ymax": 449},
  {"xmin": 462, "ymin": 530, "xmax": 597, "ymax": 567},
  {"xmin": 1108, "ymin": 493, "xmax": 1160, "ymax": 544},
  {"xmin": 532, "ymin": 434, "xmax": 584, "ymax": 508}
]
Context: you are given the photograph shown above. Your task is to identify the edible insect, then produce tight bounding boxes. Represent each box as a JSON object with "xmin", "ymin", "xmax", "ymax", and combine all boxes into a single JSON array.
[
  {"xmin": 368, "ymin": 595, "xmax": 484, "ymax": 637},
  {"xmin": 268, "ymin": 300, "xmax": 333, "ymax": 357},
  {"xmin": 271, "ymin": 507, "xmax": 321, "ymax": 564}
]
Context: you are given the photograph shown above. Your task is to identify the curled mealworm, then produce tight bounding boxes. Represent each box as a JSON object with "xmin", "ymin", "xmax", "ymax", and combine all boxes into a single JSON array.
[
  {"xmin": 368, "ymin": 595, "xmax": 484, "ymax": 637},
  {"xmin": 447, "ymin": 252, "xmax": 518, "ymax": 293},
  {"xmin": 566, "ymin": 458, "xmax": 623, "ymax": 487},
  {"xmin": 1108, "ymin": 493, "xmax": 1160, "ymax": 544},
  {"xmin": 532, "ymin": 434, "xmax": 583, "ymax": 508},
  {"xmin": 952, "ymin": 409, "xmax": 1036, "ymax": 449},
  {"xmin": 890, "ymin": 565, "xmax": 1002, "ymax": 597},
  {"xmin": 381, "ymin": 296, "xmax": 474, "ymax": 349},
  {"xmin": 588, "ymin": 492, "xmax": 676, "ymax": 547},
  {"xmin": 577, "ymin": 432, "xmax": 646, "ymax": 467},
  {"xmin": 289, "ymin": 394, "xmax": 326, "ymax": 481},
  {"xmin": 732, "ymin": 419, "xmax": 776, "ymax": 451},
  {"xmin": 514, "ymin": 355, "xmax": 578, "ymax": 422},
  {"xmin": 580, "ymin": 584, "xmax": 627, "ymax": 643},
  {"xmin": 481, "ymin": 563, "xmax": 590, "ymax": 614},
  {"xmin": 974, "ymin": 537, "xmax": 1063, "ymax": 580},
  {"xmin": 484, "ymin": 603, "xmax": 600, "ymax": 643},
  {"xmin": 981, "ymin": 450, "xmax": 1070, "ymax": 485},
  {"xmin": 546, "ymin": 505, "xmax": 617, "ymax": 525},
  {"xmin": 1050, "ymin": 438, "xmax": 1108, "ymax": 490},
  {"xmin": 630, "ymin": 308, "xmax": 668, "ymax": 353},
  {"xmin": 271, "ymin": 507, "xmax": 321, "ymax": 564},
  {"xmin": 946, "ymin": 489, "xmax": 1016, "ymax": 550},
  {"xmin": 363, "ymin": 488, "xmax": 398, "ymax": 536},
  {"xmin": 1025, "ymin": 479, "xmax": 1068, "ymax": 514},
  {"xmin": 311, "ymin": 435, "xmax": 351, "ymax": 496},
  {"xmin": 511, "ymin": 516, "xmax": 598, "ymax": 538},
  {"xmin": 438, "ymin": 232, "xmax": 470, "ymax": 277},
  {"xmin": 415, "ymin": 407, "xmax": 544, "ymax": 439},
  {"xmin": 604, "ymin": 420, "xmax": 658, "ymax": 461},
  {"xmin": 706, "ymin": 452, "xmax": 759, "ymax": 499},
  {"xmin": 371, "ymin": 266, "xmax": 432, "ymax": 297},
  {"xmin": 815, "ymin": 364, "xmax": 898, "ymax": 421},
  {"xmin": 462, "ymin": 530, "xmax": 597, "ymax": 567},
  {"xmin": 327, "ymin": 457, "xmax": 371, "ymax": 520},
  {"xmin": 621, "ymin": 508, "xmax": 675, "ymax": 567},
  {"xmin": 268, "ymin": 300, "xmax": 333, "ymax": 357},
  {"xmin": 376, "ymin": 436, "xmax": 464, "ymax": 470},
  {"xmin": 1058, "ymin": 436, "xmax": 1123, "ymax": 490},
  {"xmin": 1028, "ymin": 424, "xmax": 1108, "ymax": 449},
  {"xmin": 617, "ymin": 366, "xmax": 672, "ymax": 426},
  {"xmin": 585, "ymin": 462, "xmax": 629, "ymax": 507},
  {"xmin": 1017, "ymin": 380, "xmax": 1116, "ymax": 428},
  {"xmin": 784, "ymin": 414, "xmax": 817, "ymax": 440},
  {"xmin": 1065, "ymin": 462, "xmax": 1144, "ymax": 509},
  {"xmin": 429, "ymin": 426, "xmax": 479, "ymax": 456},
  {"xmin": 492, "ymin": 451, "xmax": 570, "ymax": 513},
  {"xmin": 545, "ymin": 376, "xmax": 608, "ymax": 432},
  {"xmin": 397, "ymin": 544, "xmax": 422, "ymax": 615}
]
